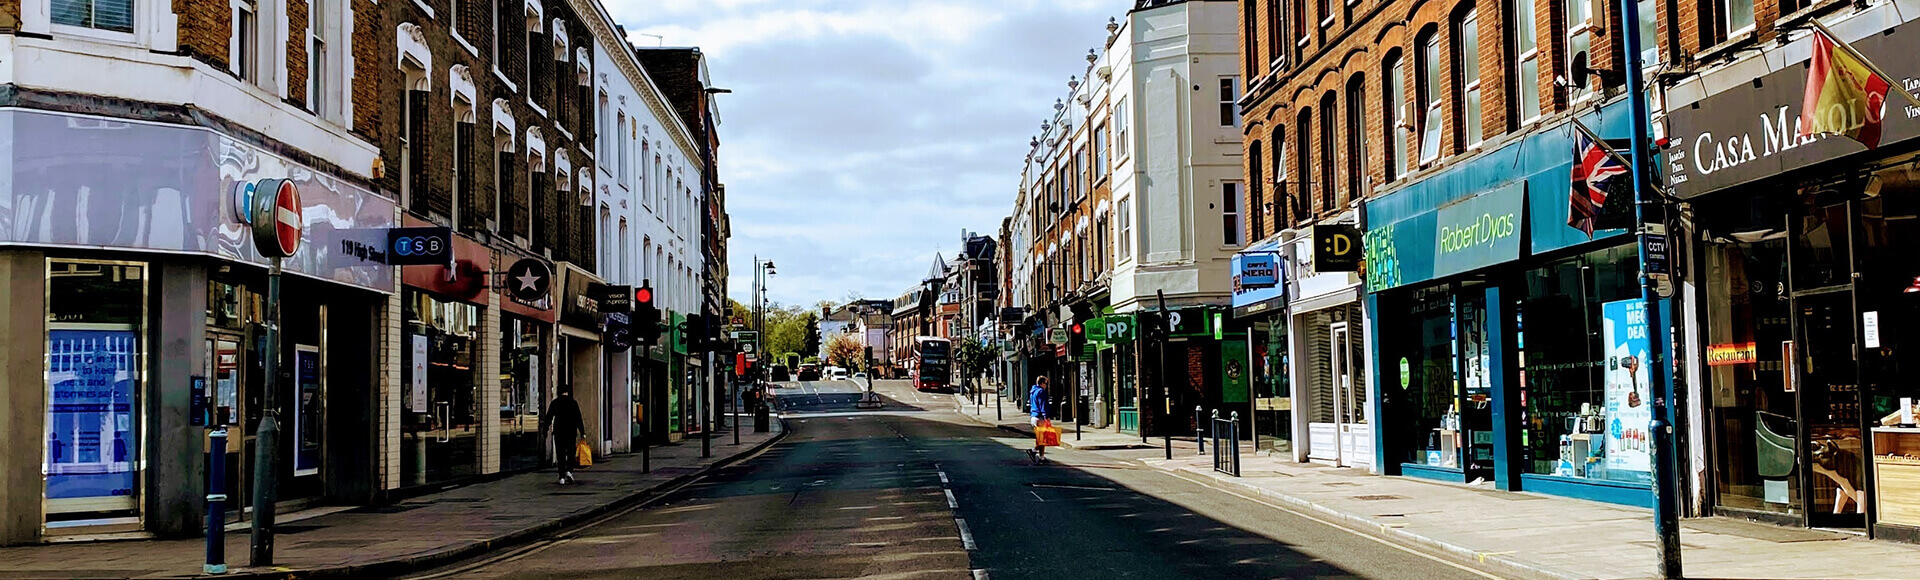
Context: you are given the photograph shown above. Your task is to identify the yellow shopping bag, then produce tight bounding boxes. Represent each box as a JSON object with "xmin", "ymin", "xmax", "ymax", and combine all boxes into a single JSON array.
[{"xmin": 575, "ymin": 438, "xmax": 594, "ymax": 467}]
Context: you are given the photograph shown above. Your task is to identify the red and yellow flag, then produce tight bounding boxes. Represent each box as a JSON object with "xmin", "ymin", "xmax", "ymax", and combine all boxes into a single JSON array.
[{"xmin": 1797, "ymin": 29, "xmax": 1892, "ymax": 149}]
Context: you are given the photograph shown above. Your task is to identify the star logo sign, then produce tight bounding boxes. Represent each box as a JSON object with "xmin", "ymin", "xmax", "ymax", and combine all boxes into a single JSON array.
[
  {"xmin": 505, "ymin": 258, "xmax": 550, "ymax": 302},
  {"xmin": 516, "ymin": 271, "xmax": 541, "ymax": 292}
]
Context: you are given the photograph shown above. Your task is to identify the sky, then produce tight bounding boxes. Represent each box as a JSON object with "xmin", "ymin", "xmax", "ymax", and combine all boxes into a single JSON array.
[{"xmin": 606, "ymin": 0, "xmax": 1130, "ymax": 309}]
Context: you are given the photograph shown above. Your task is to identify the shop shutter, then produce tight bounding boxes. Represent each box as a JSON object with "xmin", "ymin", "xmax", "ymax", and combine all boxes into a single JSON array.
[{"xmin": 1306, "ymin": 310, "xmax": 1336, "ymax": 424}]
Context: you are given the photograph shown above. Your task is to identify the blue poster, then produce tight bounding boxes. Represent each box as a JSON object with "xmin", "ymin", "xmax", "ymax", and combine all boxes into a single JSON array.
[{"xmin": 46, "ymin": 329, "xmax": 138, "ymax": 502}]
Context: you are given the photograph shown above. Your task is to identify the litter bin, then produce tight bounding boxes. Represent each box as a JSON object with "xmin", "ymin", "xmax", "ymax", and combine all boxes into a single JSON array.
[{"xmin": 754, "ymin": 401, "xmax": 771, "ymax": 432}]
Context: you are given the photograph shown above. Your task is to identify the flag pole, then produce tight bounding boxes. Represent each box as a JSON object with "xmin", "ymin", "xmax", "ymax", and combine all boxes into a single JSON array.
[
  {"xmin": 1568, "ymin": 116, "xmax": 1634, "ymax": 170},
  {"xmin": 1808, "ymin": 21, "xmax": 1920, "ymax": 110}
]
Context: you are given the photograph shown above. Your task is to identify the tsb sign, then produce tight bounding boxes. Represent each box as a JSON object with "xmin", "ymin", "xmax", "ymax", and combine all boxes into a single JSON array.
[{"xmin": 386, "ymin": 227, "xmax": 453, "ymax": 266}]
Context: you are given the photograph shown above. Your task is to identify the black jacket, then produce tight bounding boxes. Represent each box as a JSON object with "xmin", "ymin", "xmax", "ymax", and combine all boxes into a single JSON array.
[{"xmin": 544, "ymin": 395, "xmax": 585, "ymax": 443}]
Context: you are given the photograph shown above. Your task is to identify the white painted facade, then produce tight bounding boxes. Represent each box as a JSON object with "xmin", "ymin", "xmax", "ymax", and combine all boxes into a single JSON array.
[{"xmin": 1107, "ymin": 0, "xmax": 1243, "ymax": 314}]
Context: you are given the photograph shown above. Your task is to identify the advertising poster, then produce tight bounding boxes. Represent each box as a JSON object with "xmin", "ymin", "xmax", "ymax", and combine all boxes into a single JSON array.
[
  {"xmin": 410, "ymin": 335, "xmax": 429, "ymax": 411},
  {"xmin": 1602, "ymin": 300, "xmax": 1654, "ymax": 475},
  {"xmin": 46, "ymin": 329, "xmax": 139, "ymax": 504},
  {"xmin": 294, "ymin": 346, "xmax": 321, "ymax": 477}
]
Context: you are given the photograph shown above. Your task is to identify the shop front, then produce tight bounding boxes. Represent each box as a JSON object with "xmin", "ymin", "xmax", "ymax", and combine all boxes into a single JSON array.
[
  {"xmin": 1232, "ymin": 239, "xmax": 1292, "ymax": 454},
  {"xmin": 1668, "ymin": 12, "xmax": 1920, "ymax": 537},
  {"xmin": 397, "ymin": 227, "xmax": 497, "ymax": 489},
  {"xmin": 495, "ymin": 253, "xmax": 557, "ymax": 474},
  {"xmin": 1364, "ymin": 105, "xmax": 1664, "ymax": 507},
  {"xmin": 1088, "ymin": 312, "xmax": 1136, "ymax": 433},
  {"xmin": 555, "ymin": 265, "xmax": 608, "ymax": 456},
  {"xmin": 0, "ymin": 108, "xmax": 394, "ymax": 544},
  {"xmin": 1284, "ymin": 220, "xmax": 1369, "ymax": 468}
]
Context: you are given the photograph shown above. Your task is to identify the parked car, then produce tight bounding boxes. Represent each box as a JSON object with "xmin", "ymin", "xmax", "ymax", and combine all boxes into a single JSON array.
[
  {"xmin": 797, "ymin": 363, "xmax": 821, "ymax": 381},
  {"xmin": 770, "ymin": 364, "xmax": 790, "ymax": 383},
  {"xmin": 852, "ymin": 372, "xmax": 867, "ymax": 380}
]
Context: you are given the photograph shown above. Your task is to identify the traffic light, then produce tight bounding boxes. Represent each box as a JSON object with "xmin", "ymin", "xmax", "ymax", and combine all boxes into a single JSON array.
[
  {"xmin": 1067, "ymin": 321, "xmax": 1086, "ymax": 360},
  {"xmin": 681, "ymin": 314, "xmax": 705, "ymax": 350},
  {"xmin": 634, "ymin": 282, "xmax": 660, "ymax": 345}
]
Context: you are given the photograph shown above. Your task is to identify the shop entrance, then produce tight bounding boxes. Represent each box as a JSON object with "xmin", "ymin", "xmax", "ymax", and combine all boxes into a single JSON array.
[
  {"xmin": 1331, "ymin": 322, "xmax": 1370, "ymax": 467},
  {"xmin": 1789, "ymin": 289, "xmax": 1867, "ymax": 528}
]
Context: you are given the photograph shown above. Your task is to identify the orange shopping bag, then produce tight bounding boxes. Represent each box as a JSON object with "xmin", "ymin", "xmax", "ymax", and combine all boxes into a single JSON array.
[
  {"xmin": 1035, "ymin": 420, "xmax": 1062, "ymax": 447},
  {"xmin": 575, "ymin": 437, "xmax": 594, "ymax": 467}
]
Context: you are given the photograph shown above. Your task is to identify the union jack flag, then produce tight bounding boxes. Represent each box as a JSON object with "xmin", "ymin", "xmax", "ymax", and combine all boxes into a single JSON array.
[{"xmin": 1570, "ymin": 131, "xmax": 1628, "ymax": 237}]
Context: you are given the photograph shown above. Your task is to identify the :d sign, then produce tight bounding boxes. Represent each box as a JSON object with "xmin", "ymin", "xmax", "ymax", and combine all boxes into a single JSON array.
[{"xmin": 1314, "ymin": 224, "xmax": 1360, "ymax": 272}]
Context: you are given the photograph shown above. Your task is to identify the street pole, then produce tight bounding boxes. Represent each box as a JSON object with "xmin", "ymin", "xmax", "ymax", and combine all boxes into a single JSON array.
[
  {"xmin": 1248, "ymin": 328, "xmax": 1259, "ymax": 453},
  {"xmin": 1156, "ymin": 290, "xmax": 1171, "ymax": 455},
  {"xmin": 729, "ymin": 350, "xmax": 739, "ymax": 445},
  {"xmin": 249, "ymin": 258, "xmax": 282, "ymax": 566},
  {"xmin": 1618, "ymin": 2, "xmax": 1681, "ymax": 576}
]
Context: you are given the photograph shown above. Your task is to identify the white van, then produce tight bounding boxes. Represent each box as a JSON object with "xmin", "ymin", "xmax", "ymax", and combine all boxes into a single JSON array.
[{"xmin": 830, "ymin": 368, "xmax": 849, "ymax": 381}]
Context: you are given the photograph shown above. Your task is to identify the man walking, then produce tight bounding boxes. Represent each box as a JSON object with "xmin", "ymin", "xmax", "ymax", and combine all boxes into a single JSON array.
[
  {"xmin": 544, "ymin": 386, "xmax": 586, "ymax": 485},
  {"xmin": 1027, "ymin": 376, "xmax": 1050, "ymax": 463}
]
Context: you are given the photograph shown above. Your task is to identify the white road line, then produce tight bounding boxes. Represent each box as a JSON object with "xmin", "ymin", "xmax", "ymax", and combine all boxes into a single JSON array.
[
  {"xmin": 954, "ymin": 518, "xmax": 978, "ymax": 550},
  {"xmin": 938, "ymin": 471, "xmax": 950, "ymax": 485},
  {"xmin": 944, "ymin": 489, "xmax": 959, "ymax": 509},
  {"xmin": 1030, "ymin": 491, "xmax": 1045, "ymax": 502},
  {"xmin": 971, "ymin": 569, "xmax": 990, "ymax": 580}
]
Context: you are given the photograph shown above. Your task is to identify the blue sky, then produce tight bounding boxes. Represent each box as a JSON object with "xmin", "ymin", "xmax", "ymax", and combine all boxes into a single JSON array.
[{"xmin": 607, "ymin": 0, "xmax": 1128, "ymax": 307}]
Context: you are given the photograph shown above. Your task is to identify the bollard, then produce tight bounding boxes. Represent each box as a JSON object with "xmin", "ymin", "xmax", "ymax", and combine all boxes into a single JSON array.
[
  {"xmin": 1195, "ymin": 406, "xmax": 1206, "ymax": 454},
  {"xmin": 206, "ymin": 428, "xmax": 228, "ymax": 575},
  {"xmin": 995, "ymin": 388, "xmax": 1002, "ymax": 421},
  {"xmin": 1164, "ymin": 430, "xmax": 1172, "ymax": 460}
]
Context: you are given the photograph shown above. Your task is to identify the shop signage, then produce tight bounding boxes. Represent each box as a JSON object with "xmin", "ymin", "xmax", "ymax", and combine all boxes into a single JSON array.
[
  {"xmin": 1048, "ymin": 327, "xmax": 1068, "ymax": 344},
  {"xmin": 1366, "ymin": 182, "xmax": 1527, "ymax": 292},
  {"xmin": 251, "ymin": 178, "xmax": 303, "ymax": 258},
  {"xmin": 1667, "ymin": 20, "xmax": 1920, "ymax": 198},
  {"xmin": 1090, "ymin": 315, "xmax": 1135, "ymax": 344},
  {"xmin": 606, "ymin": 312, "xmax": 632, "ymax": 352},
  {"xmin": 294, "ymin": 345, "xmax": 320, "ymax": 477},
  {"xmin": 1161, "ymin": 307, "xmax": 1214, "ymax": 338},
  {"xmin": 386, "ymin": 226, "xmax": 453, "ymax": 266},
  {"xmin": 593, "ymin": 283, "xmax": 632, "ymax": 313},
  {"xmin": 409, "ymin": 335, "xmax": 428, "ymax": 411},
  {"xmin": 1707, "ymin": 342, "xmax": 1758, "ymax": 366},
  {"xmin": 1232, "ymin": 244, "xmax": 1288, "ymax": 319},
  {"xmin": 505, "ymin": 258, "xmax": 552, "ymax": 302},
  {"xmin": 1313, "ymin": 224, "xmax": 1362, "ymax": 272},
  {"xmin": 559, "ymin": 267, "xmax": 604, "ymax": 331},
  {"xmin": 1233, "ymin": 252, "xmax": 1280, "ymax": 288},
  {"xmin": 1865, "ymin": 311, "xmax": 1883, "ymax": 348}
]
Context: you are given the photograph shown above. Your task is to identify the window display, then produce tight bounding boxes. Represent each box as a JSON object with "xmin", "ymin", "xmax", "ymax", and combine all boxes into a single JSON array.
[
  {"xmin": 1519, "ymin": 244, "xmax": 1646, "ymax": 484},
  {"xmin": 401, "ymin": 289, "xmax": 480, "ymax": 487},
  {"xmin": 44, "ymin": 260, "xmax": 146, "ymax": 523},
  {"xmin": 1381, "ymin": 285, "xmax": 1458, "ymax": 470},
  {"xmin": 501, "ymin": 315, "xmax": 546, "ymax": 472}
]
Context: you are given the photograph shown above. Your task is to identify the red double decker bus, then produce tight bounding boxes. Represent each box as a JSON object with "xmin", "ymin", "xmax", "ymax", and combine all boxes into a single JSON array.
[{"xmin": 911, "ymin": 336, "xmax": 952, "ymax": 392}]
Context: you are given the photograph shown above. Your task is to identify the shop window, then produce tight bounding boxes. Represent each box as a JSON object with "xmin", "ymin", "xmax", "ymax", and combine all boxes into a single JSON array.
[
  {"xmin": 1518, "ymin": 244, "xmax": 1646, "ymax": 484},
  {"xmin": 500, "ymin": 315, "xmax": 547, "ymax": 472},
  {"xmin": 45, "ymin": 260, "xmax": 146, "ymax": 524},
  {"xmin": 400, "ymin": 289, "xmax": 481, "ymax": 486},
  {"xmin": 1381, "ymin": 285, "xmax": 1460, "ymax": 470}
]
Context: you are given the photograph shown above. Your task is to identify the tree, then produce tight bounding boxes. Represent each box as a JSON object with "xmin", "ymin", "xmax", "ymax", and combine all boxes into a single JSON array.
[
  {"xmin": 802, "ymin": 313, "xmax": 821, "ymax": 356},
  {"xmin": 956, "ymin": 338, "xmax": 997, "ymax": 388},
  {"xmin": 765, "ymin": 314, "xmax": 808, "ymax": 362},
  {"xmin": 826, "ymin": 333, "xmax": 863, "ymax": 369},
  {"xmin": 726, "ymin": 299, "xmax": 751, "ymax": 326}
]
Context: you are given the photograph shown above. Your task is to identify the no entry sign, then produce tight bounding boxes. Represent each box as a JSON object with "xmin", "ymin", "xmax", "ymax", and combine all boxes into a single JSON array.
[{"xmin": 251, "ymin": 179, "xmax": 303, "ymax": 258}]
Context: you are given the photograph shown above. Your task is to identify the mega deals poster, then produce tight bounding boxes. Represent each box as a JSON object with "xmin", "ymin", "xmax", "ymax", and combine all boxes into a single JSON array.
[
  {"xmin": 46, "ymin": 329, "xmax": 138, "ymax": 501},
  {"xmin": 1602, "ymin": 300, "xmax": 1653, "ymax": 475}
]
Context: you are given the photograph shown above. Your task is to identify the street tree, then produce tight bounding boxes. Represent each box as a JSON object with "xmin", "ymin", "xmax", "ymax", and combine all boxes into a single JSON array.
[{"xmin": 826, "ymin": 333, "xmax": 862, "ymax": 369}]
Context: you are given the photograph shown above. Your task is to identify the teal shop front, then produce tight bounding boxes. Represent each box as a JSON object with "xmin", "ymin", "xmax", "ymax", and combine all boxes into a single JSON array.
[{"xmin": 1363, "ymin": 104, "xmax": 1668, "ymax": 507}]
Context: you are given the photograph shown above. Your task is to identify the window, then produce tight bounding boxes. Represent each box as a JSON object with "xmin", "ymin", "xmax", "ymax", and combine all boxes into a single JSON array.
[
  {"xmin": 1719, "ymin": 0, "xmax": 1754, "ymax": 39},
  {"xmin": 1118, "ymin": 197, "xmax": 1133, "ymax": 260},
  {"xmin": 1074, "ymin": 145, "xmax": 1089, "ymax": 200},
  {"xmin": 1220, "ymin": 78, "xmax": 1241, "ymax": 126},
  {"xmin": 309, "ymin": 0, "xmax": 344, "ymax": 121},
  {"xmin": 53, "ymin": 0, "xmax": 134, "ymax": 33},
  {"xmin": 1115, "ymin": 98, "xmax": 1130, "ymax": 159},
  {"xmin": 616, "ymin": 113, "xmax": 628, "ymax": 187},
  {"xmin": 1268, "ymin": 0, "xmax": 1286, "ymax": 66},
  {"xmin": 1222, "ymin": 181, "xmax": 1243, "ymax": 246},
  {"xmin": 1509, "ymin": 0, "xmax": 1542, "ymax": 126},
  {"xmin": 1319, "ymin": 92, "xmax": 1336, "ymax": 210},
  {"xmin": 1270, "ymin": 132, "xmax": 1288, "ymax": 226},
  {"xmin": 1093, "ymin": 123, "xmax": 1109, "ymax": 178},
  {"xmin": 597, "ymin": 92, "xmax": 609, "ymax": 162},
  {"xmin": 1249, "ymin": 140, "xmax": 1266, "ymax": 237},
  {"xmin": 1638, "ymin": 0, "xmax": 1661, "ymax": 67},
  {"xmin": 1566, "ymin": 0, "xmax": 1596, "ymax": 101},
  {"xmin": 454, "ymin": 118, "xmax": 474, "ymax": 228},
  {"xmin": 231, "ymin": 0, "xmax": 259, "ymax": 83},
  {"xmin": 1095, "ymin": 215, "xmax": 1109, "ymax": 272},
  {"xmin": 403, "ymin": 90, "xmax": 427, "ymax": 211},
  {"xmin": 1296, "ymin": 108, "xmax": 1312, "ymax": 214},
  {"xmin": 1345, "ymin": 77, "xmax": 1368, "ymax": 202},
  {"xmin": 1456, "ymin": 10, "xmax": 1482, "ymax": 149},
  {"xmin": 1417, "ymin": 31, "xmax": 1443, "ymax": 164},
  {"xmin": 1243, "ymin": 0, "xmax": 1260, "ymax": 78},
  {"xmin": 1384, "ymin": 51, "xmax": 1410, "ymax": 180}
]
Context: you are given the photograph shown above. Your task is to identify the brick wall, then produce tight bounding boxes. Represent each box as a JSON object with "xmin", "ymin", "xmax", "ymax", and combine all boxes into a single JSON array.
[
  {"xmin": 376, "ymin": 0, "xmax": 595, "ymax": 271},
  {"xmin": 288, "ymin": 0, "xmax": 308, "ymax": 109},
  {"xmin": 1238, "ymin": 0, "xmax": 1681, "ymax": 241},
  {"xmin": 176, "ymin": 0, "xmax": 231, "ymax": 70}
]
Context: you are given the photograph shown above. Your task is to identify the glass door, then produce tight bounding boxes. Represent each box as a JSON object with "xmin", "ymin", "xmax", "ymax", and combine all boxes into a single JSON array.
[
  {"xmin": 1788, "ymin": 199, "xmax": 1866, "ymax": 528},
  {"xmin": 44, "ymin": 260, "xmax": 147, "ymax": 532},
  {"xmin": 1332, "ymin": 320, "xmax": 1371, "ymax": 468}
]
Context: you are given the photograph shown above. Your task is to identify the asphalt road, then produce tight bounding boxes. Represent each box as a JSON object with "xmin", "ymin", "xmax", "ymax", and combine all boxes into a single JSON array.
[{"xmin": 414, "ymin": 379, "xmax": 1504, "ymax": 580}]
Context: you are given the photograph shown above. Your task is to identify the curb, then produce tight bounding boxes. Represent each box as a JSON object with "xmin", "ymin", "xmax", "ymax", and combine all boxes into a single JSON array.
[
  {"xmin": 1153, "ymin": 465, "xmax": 1592, "ymax": 580},
  {"xmin": 196, "ymin": 420, "xmax": 792, "ymax": 580}
]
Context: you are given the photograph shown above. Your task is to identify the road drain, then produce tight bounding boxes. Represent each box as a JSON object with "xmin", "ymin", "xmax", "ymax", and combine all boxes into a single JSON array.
[{"xmin": 1028, "ymin": 483, "xmax": 1117, "ymax": 491}]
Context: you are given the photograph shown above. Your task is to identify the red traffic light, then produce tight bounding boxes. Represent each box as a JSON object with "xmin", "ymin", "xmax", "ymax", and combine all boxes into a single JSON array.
[
  {"xmin": 1070, "ymin": 323, "xmax": 1084, "ymax": 334},
  {"xmin": 634, "ymin": 287, "xmax": 653, "ymax": 304}
]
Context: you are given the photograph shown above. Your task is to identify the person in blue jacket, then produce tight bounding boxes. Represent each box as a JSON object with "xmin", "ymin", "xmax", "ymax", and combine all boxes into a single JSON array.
[{"xmin": 1027, "ymin": 376, "xmax": 1050, "ymax": 462}]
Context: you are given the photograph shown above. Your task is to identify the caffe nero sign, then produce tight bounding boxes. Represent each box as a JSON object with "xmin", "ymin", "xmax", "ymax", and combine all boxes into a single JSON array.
[{"xmin": 1668, "ymin": 20, "xmax": 1920, "ymax": 199}]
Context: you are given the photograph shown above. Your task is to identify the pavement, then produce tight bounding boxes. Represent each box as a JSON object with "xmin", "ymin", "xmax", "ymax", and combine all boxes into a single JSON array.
[
  {"xmin": 0, "ymin": 423, "xmax": 784, "ymax": 579},
  {"xmin": 417, "ymin": 378, "xmax": 1503, "ymax": 579},
  {"xmin": 1119, "ymin": 441, "xmax": 1920, "ymax": 580}
]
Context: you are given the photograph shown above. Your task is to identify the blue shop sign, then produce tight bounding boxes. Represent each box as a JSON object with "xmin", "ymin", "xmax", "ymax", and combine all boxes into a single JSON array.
[
  {"xmin": 1231, "ymin": 241, "xmax": 1287, "ymax": 319},
  {"xmin": 1367, "ymin": 182, "xmax": 1524, "ymax": 292}
]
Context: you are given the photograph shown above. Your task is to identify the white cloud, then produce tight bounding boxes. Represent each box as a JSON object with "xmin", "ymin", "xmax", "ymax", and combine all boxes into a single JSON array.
[{"xmin": 602, "ymin": 0, "xmax": 1130, "ymax": 306}]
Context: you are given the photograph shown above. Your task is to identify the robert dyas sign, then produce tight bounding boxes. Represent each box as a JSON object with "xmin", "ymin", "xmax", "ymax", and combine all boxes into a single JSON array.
[{"xmin": 1668, "ymin": 20, "xmax": 1920, "ymax": 199}]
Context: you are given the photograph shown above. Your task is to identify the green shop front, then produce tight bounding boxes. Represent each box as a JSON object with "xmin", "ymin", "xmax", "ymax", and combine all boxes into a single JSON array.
[
  {"xmin": 1364, "ymin": 108, "xmax": 1668, "ymax": 506},
  {"xmin": 1086, "ymin": 312, "xmax": 1139, "ymax": 433}
]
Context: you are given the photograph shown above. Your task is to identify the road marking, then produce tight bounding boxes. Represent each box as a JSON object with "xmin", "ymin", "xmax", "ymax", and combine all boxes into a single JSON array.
[
  {"xmin": 954, "ymin": 518, "xmax": 977, "ymax": 550},
  {"xmin": 971, "ymin": 569, "xmax": 990, "ymax": 580},
  {"xmin": 1029, "ymin": 491, "xmax": 1045, "ymax": 502},
  {"xmin": 944, "ymin": 489, "xmax": 959, "ymax": 509},
  {"xmin": 939, "ymin": 471, "xmax": 950, "ymax": 485}
]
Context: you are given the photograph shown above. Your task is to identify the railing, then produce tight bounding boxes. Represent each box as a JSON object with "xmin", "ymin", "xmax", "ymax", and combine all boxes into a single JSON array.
[{"xmin": 1212, "ymin": 410, "xmax": 1240, "ymax": 477}]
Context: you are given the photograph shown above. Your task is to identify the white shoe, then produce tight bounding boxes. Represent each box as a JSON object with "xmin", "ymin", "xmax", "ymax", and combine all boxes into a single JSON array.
[{"xmin": 557, "ymin": 477, "xmax": 568, "ymax": 485}]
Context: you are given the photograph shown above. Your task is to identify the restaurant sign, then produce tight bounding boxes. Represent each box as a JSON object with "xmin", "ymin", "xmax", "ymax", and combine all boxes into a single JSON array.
[{"xmin": 1667, "ymin": 20, "xmax": 1920, "ymax": 199}]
